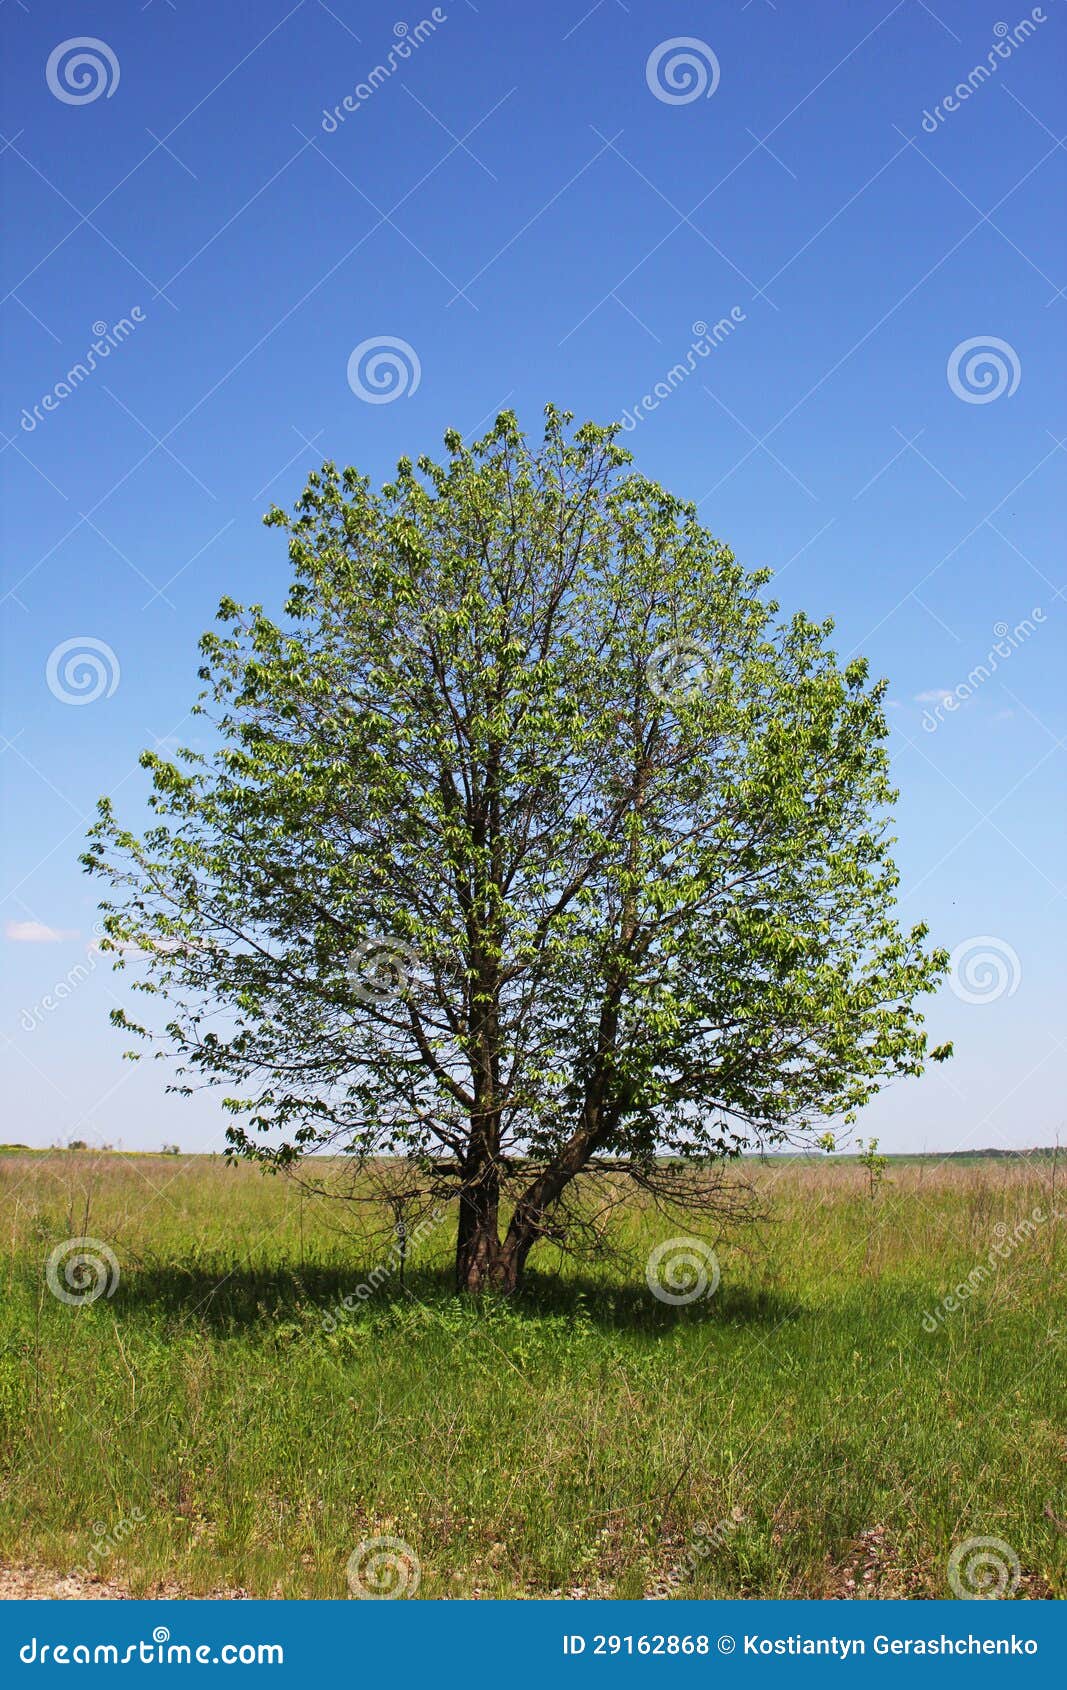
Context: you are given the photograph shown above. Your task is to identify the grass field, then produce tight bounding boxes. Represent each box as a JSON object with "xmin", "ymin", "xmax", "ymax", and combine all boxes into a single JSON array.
[{"xmin": 1, "ymin": 1148, "xmax": 1063, "ymax": 1600}]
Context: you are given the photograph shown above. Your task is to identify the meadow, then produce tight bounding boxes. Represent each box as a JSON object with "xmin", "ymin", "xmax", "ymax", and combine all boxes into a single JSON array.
[{"xmin": 0, "ymin": 1147, "xmax": 1063, "ymax": 1600}]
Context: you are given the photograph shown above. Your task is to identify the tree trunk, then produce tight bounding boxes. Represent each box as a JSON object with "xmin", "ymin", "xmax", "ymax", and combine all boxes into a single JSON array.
[
  {"xmin": 455, "ymin": 1151, "xmax": 594, "ymax": 1294},
  {"xmin": 454, "ymin": 1152, "xmax": 512, "ymax": 1291},
  {"xmin": 455, "ymin": 1226, "xmax": 521, "ymax": 1293},
  {"xmin": 493, "ymin": 1104, "xmax": 621, "ymax": 1294}
]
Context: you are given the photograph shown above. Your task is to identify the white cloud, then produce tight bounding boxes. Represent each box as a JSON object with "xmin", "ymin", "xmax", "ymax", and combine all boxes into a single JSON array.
[
  {"xmin": 914, "ymin": 688, "xmax": 955, "ymax": 704},
  {"xmin": 5, "ymin": 920, "xmax": 79, "ymax": 944}
]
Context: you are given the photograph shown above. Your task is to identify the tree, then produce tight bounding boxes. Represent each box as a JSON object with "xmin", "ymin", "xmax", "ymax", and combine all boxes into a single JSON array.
[
  {"xmin": 82, "ymin": 408, "xmax": 950, "ymax": 1293},
  {"xmin": 858, "ymin": 1137, "xmax": 890, "ymax": 1201}
]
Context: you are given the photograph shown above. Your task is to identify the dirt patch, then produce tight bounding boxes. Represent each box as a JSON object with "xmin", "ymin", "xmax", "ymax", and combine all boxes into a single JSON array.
[
  {"xmin": 0, "ymin": 1566, "xmax": 132, "ymax": 1601},
  {"xmin": 0, "ymin": 1566, "xmax": 250, "ymax": 1601}
]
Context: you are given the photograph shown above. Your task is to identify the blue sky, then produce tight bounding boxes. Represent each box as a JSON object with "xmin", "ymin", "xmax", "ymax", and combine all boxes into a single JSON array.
[{"xmin": 2, "ymin": 0, "xmax": 1064, "ymax": 1155}]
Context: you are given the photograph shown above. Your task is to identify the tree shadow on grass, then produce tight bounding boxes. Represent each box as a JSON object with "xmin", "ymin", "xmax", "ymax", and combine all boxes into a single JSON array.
[
  {"xmin": 110, "ymin": 1260, "xmax": 803, "ymax": 1336},
  {"xmin": 516, "ymin": 1268, "xmax": 802, "ymax": 1331}
]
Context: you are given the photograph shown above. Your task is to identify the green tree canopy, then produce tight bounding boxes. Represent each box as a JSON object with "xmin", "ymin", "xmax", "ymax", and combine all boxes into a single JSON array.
[{"xmin": 83, "ymin": 407, "xmax": 949, "ymax": 1291}]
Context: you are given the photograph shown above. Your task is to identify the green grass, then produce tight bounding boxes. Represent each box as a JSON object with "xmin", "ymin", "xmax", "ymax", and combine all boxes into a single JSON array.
[{"xmin": 1, "ymin": 1150, "xmax": 1063, "ymax": 1599}]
